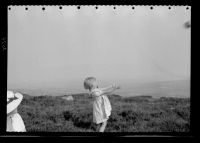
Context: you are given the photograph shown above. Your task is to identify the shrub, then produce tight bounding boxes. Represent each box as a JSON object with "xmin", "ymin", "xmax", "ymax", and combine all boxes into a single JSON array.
[{"xmin": 18, "ymin": 93, "xmax": 190, "ymax": 132}]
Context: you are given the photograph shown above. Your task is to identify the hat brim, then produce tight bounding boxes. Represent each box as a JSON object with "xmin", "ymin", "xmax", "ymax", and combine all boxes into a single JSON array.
[{"xmin": 7, "ymin": 93, "xmax": 23, "ymax": 114}]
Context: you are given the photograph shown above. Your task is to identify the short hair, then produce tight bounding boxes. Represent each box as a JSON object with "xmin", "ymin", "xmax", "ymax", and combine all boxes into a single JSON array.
[{"xmin": 84, "ymin": 77, "xmax": 96, "ymax": 90}]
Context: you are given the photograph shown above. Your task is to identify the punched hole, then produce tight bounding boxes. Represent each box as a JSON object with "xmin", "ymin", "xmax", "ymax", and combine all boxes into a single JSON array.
[
  {"xmin": 77, "ymin": 6, "xmax": 80, "ymax": 9},
  {"xmin": 59, "ymin": 6, "xmax": 62, "ymax": 9},
  {"xmin": 150, "ymin": 6, "xmax": 153, "ymax": 10},
  {"xmin": 42, "ymin": 7, "xmax": 45, "ymax": 11}
]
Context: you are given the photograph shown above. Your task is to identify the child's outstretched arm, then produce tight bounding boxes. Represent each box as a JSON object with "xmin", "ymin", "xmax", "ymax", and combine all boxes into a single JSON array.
[{"xmin": 100, "ymin": 84, "xmax": 120, "ymax": 95}]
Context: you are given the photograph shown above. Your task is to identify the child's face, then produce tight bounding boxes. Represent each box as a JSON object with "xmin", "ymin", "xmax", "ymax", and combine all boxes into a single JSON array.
[{"xmin": 92, "ymin": 81, "xmax": 98, "ymax": 89}]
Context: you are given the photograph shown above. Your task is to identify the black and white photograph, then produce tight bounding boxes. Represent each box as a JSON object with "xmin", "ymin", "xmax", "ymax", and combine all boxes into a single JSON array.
[{"xmin": 6, "ymin": 5, "xmax": 191, "ymax": 133}]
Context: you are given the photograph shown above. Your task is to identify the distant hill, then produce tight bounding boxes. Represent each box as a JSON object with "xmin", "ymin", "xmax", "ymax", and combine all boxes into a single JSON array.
[
  {"xmin": 116, "ymin": 79, "xmax": 190, "ymax": 98},
  {"xmin": 8, "ymin": 79, "xmax": 190, "ymax": 98}
]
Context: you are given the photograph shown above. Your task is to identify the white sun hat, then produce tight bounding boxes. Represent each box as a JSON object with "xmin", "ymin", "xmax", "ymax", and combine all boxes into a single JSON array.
[{"xmin": 7, "ymin": 91, "xmax": 23, "ymax": 114}]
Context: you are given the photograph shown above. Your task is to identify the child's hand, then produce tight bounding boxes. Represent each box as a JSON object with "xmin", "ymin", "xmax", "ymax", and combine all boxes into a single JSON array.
[
  {"xmin": 112, "ymin": 84, "xmax": 120, "ymax": 89},
  {"xmin": 116, "ymin": 85, "xmax": 120, "ymax": 89}
]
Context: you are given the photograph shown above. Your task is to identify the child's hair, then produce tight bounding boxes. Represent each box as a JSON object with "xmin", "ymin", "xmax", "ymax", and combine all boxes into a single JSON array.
[{"xmin": 84, "ymin": 77, "xmax": 96, "ymax": 90}]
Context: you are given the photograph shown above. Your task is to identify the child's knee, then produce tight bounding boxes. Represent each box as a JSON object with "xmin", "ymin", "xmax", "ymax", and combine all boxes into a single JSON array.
[
  {"xmin": 103, "ymin": 121, "xmax": 107, "ymax": 125},
  {"xmin": 102, "ymin": 121, "xmax": 107, "ymax": 127},
  {"xmin": 99, "ymin": 121, "xmax": 107, "ymax": 132}
]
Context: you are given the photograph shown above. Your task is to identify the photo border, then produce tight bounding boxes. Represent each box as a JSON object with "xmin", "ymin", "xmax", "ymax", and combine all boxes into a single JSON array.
[{"xmin": 0, "ymin": 0, "xmax": 194, "ymax": 142}]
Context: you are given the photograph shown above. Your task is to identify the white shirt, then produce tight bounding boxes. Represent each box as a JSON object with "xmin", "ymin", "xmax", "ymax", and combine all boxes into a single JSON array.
[
  {"xmin": 91, "ymin": 88, "xmax": 112, "ymax": 124},
  {"xmin": 7, "ymin": 113, "xmax": 26, "ymax": 132}
]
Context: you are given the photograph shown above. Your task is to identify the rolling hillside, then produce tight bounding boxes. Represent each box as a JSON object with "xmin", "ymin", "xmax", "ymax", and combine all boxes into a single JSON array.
[{"xmin": 17, "ymin": 93, "xmax": 190, "ymax": 132}]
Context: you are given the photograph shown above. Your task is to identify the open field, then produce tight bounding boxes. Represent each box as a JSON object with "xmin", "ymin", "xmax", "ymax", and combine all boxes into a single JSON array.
[{"xmin": 17, "ymin": 93, "xmax": 190, "ymax": 132}]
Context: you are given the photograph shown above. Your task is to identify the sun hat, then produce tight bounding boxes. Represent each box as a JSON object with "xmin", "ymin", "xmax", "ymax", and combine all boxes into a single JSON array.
[{"xmin": 7, "ymin": 91, "xmax": 23, "ymax": 114}]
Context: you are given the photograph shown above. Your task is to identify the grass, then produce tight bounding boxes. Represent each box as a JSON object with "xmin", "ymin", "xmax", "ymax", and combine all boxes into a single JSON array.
[{"xmin": 17, "ymin": 93, "xmax": 190, "ymax": 132}]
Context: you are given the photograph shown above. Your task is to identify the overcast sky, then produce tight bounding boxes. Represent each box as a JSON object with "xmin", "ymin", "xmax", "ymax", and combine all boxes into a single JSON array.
[{"xmin": 8, "ymin": 6, "xmax": 191, "ymax": 90}]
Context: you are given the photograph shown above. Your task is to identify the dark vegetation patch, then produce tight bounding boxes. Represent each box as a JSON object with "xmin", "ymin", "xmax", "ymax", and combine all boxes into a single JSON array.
[{"xmin": 17, "ymin": 93, "xmax": 190, "ymax": 132}]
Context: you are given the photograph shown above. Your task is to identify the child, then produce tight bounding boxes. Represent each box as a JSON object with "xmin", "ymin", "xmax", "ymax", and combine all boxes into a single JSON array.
[
  {"xmin": 84, "ymin": 77, "xmax": 120, "ymax": 132},
  {"xmin": 7, "ymin": 91, "xmax": 26, "ymax": 132}
]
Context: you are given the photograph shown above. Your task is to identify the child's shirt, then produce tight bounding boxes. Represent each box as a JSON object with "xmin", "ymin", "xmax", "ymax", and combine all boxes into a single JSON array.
[
  {"xmin": 7, "ymin": 113, "xmax": 26, "ymax": 132},
  {"xmin": 90, "ymin": 88, "xmax": 112, "ymax": 124}
]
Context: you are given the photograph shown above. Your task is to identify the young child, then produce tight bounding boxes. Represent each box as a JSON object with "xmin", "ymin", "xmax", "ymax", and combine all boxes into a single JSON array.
[
  {"xmin": 84, "ymin": 77, "xmax": 120, "ymax": 132},
  {"xmin": 7, "ymin": 91, "xmax": 26, "ymax": 132}
]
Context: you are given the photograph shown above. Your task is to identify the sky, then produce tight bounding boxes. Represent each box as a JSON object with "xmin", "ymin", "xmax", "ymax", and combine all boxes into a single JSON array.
[{"xmin": 8, "ymin": 6, "xmax": 191, "ymax": 91}]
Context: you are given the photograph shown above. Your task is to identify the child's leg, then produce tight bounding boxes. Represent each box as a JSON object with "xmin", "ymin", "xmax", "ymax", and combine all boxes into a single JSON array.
[
  {"xmin": 99, "ymin": 121, "xmax": 107, "ymax": 132},
  {"xmin": 96, "ymin": 123, "xmax": 101, "ymax": 132}
]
